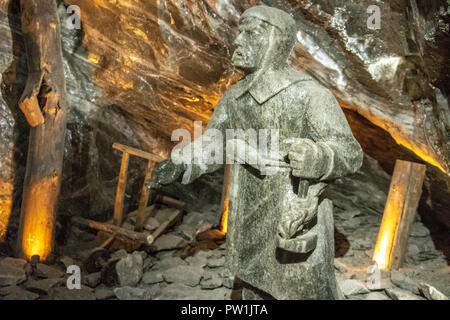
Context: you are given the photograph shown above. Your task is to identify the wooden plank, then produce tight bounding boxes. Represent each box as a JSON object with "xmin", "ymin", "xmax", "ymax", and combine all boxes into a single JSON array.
[
  {"xmin": 72, "ymin": 217, "xmax": 150, "ymax": 244},
  {"xmin": 135, "ymin": 160, "xmax": 156, "ymax": 231},
  {"xmin": 390, "ymin": 161, "xmax": 426, "ymax": 269},
  {"xmin": 155, "ymin": 195, "xmax": 186, "ymax": 211},
  {"xmin": 147, "ymin": 209, "xmax": 183, "ymax": 245},
  {"xmin": 16, "ymin": 0, "xmax": 70, "ymax": 261},
  {"xmin": 112, "ymin": 143, "xmax": 164, "ymax": 163},
  {"xmin": 372, "ymin": 160, "xmax": 426, "ymax": 270},
  {"xmin": 113, "ymin": 152, "xmax": 130, "ymax": 226}
]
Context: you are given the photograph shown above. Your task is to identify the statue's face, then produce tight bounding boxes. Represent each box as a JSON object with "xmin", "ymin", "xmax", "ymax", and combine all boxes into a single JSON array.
[{"xmin": 232, "ymin": 17, "xmax": 271, "ymax": 73}]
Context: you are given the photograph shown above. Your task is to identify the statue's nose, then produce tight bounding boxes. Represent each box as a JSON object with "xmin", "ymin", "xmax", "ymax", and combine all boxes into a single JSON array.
[{"xmin": 234, "ymin": 33, "xmax": 244, "ymax": 47}]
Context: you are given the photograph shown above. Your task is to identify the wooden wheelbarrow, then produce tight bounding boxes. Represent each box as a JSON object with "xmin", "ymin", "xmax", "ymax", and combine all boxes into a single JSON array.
[{"xmin": 73, "ymin": 143, "xmax": 186, "ymax": 272}]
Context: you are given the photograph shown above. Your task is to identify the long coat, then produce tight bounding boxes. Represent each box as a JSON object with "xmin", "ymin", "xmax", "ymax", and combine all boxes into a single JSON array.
[{"xmin": 181, "ymin": 67, "xmax": 363, "ymax": 299}]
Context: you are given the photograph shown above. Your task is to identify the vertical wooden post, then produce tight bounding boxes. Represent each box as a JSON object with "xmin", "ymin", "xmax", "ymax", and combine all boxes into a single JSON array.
[
  {"xmin": 372, "ymin": 160, "xmax": 426, "ymax": 270},
  {"xmin": 16, "ymin": 0, "xmax": 70, "ymax": 260},
  {"xmin": 135, "ymin": 160, "xmax": 155, "ymax": 231},
  {"xmin": 220, "ymin": 164, "xmax": 231, "ymax": 233},
  {"xmin": 113, "ymin": 152, "xmax": 130, "ymax": 226}
]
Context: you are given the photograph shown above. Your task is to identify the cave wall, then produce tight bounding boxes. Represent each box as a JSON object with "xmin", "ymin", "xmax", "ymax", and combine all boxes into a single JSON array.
[{"xmin": 0, "ymin": 0, "xmax": 449, "ymax": 251}]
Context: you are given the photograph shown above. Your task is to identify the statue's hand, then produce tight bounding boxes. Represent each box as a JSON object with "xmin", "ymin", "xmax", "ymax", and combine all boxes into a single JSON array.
[
  {"xmin": 226, "ymin": 138, "xmax": 287, "ymax": 171},
  {"xmin": 287, "ymin": 138, "xmax": 328, "ymax": 179},
  {"xmin": 277, "ymin": 194, "xmax": 319, "ymax": 240},
  {"xmin": 277, "ymin": 209, "xmax": 308, "ymax": 240},
  {"xmin": 145, "ymin": 159, "xmax": 185, "ymax": 190}
]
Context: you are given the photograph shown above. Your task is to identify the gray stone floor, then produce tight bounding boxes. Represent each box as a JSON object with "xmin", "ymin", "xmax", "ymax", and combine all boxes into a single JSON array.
[{"xmin": 0, "ymin": 204, "xmax": 449, "ymax": 300}]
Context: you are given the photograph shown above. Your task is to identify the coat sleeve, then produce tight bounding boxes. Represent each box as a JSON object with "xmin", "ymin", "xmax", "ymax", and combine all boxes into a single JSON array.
[
  {"xmin": 180, "ymin": 93, "xmax": 230, "ymax": 184},
  {"xmin": 305, "ymin": 86, "xmax": 363, "ymax": 181}
]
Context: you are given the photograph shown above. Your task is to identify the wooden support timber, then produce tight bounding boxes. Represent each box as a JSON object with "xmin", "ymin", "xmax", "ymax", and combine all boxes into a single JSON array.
[
  {"xmin": 16, "ymin": 0, "xmax": 70, "ymax": 260},
  {"xmin": 372, "ymin": 160, "xmax": 426, "ymax": 270},
  {"xmin": 135, "ymin": 161, "xmax": 156, "ymax": 231},
  {"xmin": 72, "ymin": 216, "xmax": 151, "ymax": 244}
]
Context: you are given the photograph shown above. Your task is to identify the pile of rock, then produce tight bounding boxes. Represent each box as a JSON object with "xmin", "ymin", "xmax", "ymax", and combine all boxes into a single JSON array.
[
  {"xmin": 333, "ymin": 206, "xmax": 450, "ymax": 300},
  {"xmin": 111, "ymin": 245, "xmax": 232, "ymax": 300},
  {"xmin": 0, "ymin": 256, "xmax": 100, "ymax": 300}
]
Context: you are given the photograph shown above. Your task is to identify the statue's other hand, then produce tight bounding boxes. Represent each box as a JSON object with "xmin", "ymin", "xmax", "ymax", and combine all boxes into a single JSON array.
[
  {"xmin": 277, "ymin": 210, "xmax": 307, "ymax": 240},
  {"xmin": 145, "ymin": 159, "xmax": 185, "ymax": 190},
  {"xmin": 287, "ymin": 138, "xmax": 327, "ymax": 179},
  {"xmin": 277, "ymin": 192, "xmax": 320, "ymax": 240}
]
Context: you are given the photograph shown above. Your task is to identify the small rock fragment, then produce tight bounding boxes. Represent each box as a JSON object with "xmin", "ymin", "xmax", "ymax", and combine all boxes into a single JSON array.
[
  {"xmin": 25, "ymin": 278, "xmax": 62, "ymax": 295},
  {"xmin": 111, "ymin": 249, "xmax": 128, "ymax": 260},
  {"xmin": 162, "ymin": 265, "xmax": 203, "ymax": 287},
  {"xmin": 385, "ymin": 287, "xmax": 424, "ymax": 300},
  {"xmin": 142, "ymin": 271, "xmax": 164, "ymax": 285},
  {"xmin": 116, "ymin": 252, "xmax": 143, "ymax": 287},
  {"xmin": 153, "ymin": 256, "xmax": 188, "ymax": 271},
  {"xmin": 207, "ymin": 257, "xmax": 225, "ymax": 268},
  {"xmin": 51, "ymin": 286, "xmax": 96, "ymax": 300},
  {"xmin": 363, "ymin": 292, "xmax": 391, "ymax": 300},
  {"xmin": 420, "ymin": 283, "xmax": 449, "ymax": 300},
  {"xmin": 339, "ymin": 279, "xmax": 369, "ymax": 296},
  {"xmin": 95, "ymin": 288, "xmax": 115, "ymax": 300},
  {"xmin": 410, "ymin": 223, "xmax": 430, "ymax": 237},
  {"xmin": 0, "ymin": 285, "xmax": 39, "ymax": 300},
  {"xmin": 0, "ymin": 258, "xmax": 27, "ymax": 287},
  {"xmin": 200, "ymin": 275, "xmax": 222, "ymax": 290},
  {"xmin": 390, "ymin": 270, "xmax": 420, "ymax": 295},
  {"xmin": 114, "ymin": 286, "xmax": 152, "ymax": 300},
  {"xmin": 35, "ymin": 263, "xmax": 65, "ymax": 279},
  {"xmin": 153, "ymin": 234, "xmax": 187, "ymax": 251},
  {"xmin": 83, "ymin": 272, "xmax": 102, "ymax": 288}
]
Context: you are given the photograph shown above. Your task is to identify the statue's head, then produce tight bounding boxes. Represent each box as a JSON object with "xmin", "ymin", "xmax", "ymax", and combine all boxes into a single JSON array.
[{"xmin": 232, "ymin": 6, "xmax": 297, "ymax": 74}]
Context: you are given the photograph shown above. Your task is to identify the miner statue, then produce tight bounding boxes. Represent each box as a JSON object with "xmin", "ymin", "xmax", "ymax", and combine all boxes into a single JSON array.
[{"xmin": 147, "ymin": 5, "xmax": 363, "ymax": 300}]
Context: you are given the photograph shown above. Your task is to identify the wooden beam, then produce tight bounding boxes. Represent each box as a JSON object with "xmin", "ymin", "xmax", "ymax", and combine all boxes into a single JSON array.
[
  {"xmin": 72, "ymin": 217, "xmax": 150, "ymax": 244},
  {"xmin": 372, "ymin": 160, "xmax": 426, "ymax": 270},
  {"xmin": 390, "ymin": 161, "xmax": 427, "ymax": 269},
  {"xmin": 112, "ymin": 143, "xmax": 165, "ymax": 163},
  {"xmin": 155, "ymin": 195, "xmax": 185, "ymax": 211},
  {"xmin": 16, "ymin": 0, "xmax": 70, "ymax": 260},
  {"xmin": 135, "ymin": 160, "xmax": 155, "ymax": 231},
  {"xmin": 147, "ymin": 209, "xmax": 182, "ymax": 245},
  {"xmin": 113, "ymin": 152, "xmax": 130, "ymax": 226}
]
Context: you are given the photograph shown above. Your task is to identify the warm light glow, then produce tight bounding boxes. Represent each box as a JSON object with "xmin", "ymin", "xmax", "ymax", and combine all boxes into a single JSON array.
[
  {"xmin": 220, "ymin": 179, "xmax": 230, "ymax": 234},
  {"xmin": 88, "ymin": 53, "xmax": 100, "ymax": 64},
  {"xmin": 372, "ymin": 184, "xmax": 404, "ymax": 270},
  {"xmin": 373, "ymin": 235, "xmax": 391, "ymax": 269},
  {"xmin": 20, "ymin": 177, "xmax": 58, "ymax": 260},
  {"xmin": 220, "ymin": 200, "xmax": 228, "ymax": 234},
  {"xmin": 393, "ymin": 137, "xmax": 446, "ymax": 174}
]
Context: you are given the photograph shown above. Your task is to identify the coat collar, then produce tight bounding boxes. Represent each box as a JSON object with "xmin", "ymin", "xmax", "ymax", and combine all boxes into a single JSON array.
[{"xmin": 232, "ymin": 67, "xmax": 313, "ymax": 104}]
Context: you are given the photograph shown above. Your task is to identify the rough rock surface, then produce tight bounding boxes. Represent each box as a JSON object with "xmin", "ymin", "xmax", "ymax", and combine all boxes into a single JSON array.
[
  {"xmin": 0, "ymin": 285, "xmax": 39, "ymax": 300},
  {"xmin": 0, "ymin": 258, "xmax": 26, "ymax": 287},
  {"xmin": 50, "ymin": 286, "xmax": 96, "ymax": 300},
  {"xmin": 339, "ymin": 279, "xmax": 370, "ymax": 296},
  {"xmin": 115, "ymin": 252, "xmax": 144, "ymax": 287}
]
